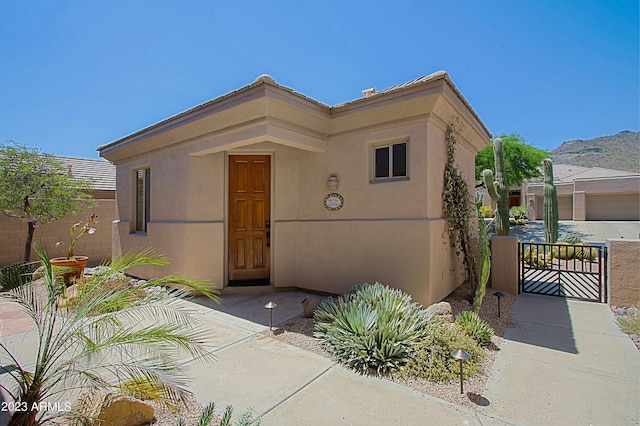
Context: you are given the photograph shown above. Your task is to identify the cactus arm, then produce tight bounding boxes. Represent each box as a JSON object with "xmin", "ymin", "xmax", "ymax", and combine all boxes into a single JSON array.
[
  {"xmin": 482, "ymin": 169, "xmax": 500, "ymax": 201},
  {"xmin": 482, "ymin": 138, "xmax": 510, "ymax": 236}
]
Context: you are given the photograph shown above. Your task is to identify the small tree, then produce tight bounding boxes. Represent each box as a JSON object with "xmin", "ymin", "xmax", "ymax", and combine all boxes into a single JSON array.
[
  {"xmin": 475, "ymin": 133, "xmax": 549, "ymax": 187},
  {"xmin": 0, "ymin": 142, "xmax": 94, "ymax": 261}
]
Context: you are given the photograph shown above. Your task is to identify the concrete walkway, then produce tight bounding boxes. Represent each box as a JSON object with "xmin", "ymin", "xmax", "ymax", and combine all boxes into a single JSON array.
[
  {"xmin": 482, "ymin": 294, "xmax": 639, "ymax": 425},
  {"xmin": 1, "ymin": 291, "xmax": 639, "ymax": 425}
]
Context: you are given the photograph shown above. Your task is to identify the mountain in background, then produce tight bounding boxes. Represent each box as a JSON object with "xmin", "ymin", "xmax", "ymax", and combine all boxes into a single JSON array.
[{"xmin": 551, "ymin": 130, "xmax": 639, "ymax": 173}]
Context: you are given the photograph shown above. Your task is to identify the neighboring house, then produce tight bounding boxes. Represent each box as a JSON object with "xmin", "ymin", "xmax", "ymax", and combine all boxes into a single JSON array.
[
  {"xmin": 523, "ymin": 164, "xmax": 640, "ymax": 221},
  {"xmin": 0, "ymin": 157, "xmax": 116, "ymax": 265},
  {"xmin": 99, "ymin": 72, "xmax": 490, "ymax": 305}
]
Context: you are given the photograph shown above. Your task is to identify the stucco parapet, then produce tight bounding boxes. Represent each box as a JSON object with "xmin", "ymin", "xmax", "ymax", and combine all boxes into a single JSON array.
[
  {"xmin": 331, "ymin": 70, "xmax": 490, "ymax": 140},
  {"xmin": 100, "ymin": 72, "xmax": 490, "ymax": 163},
  {"xmin": 574, "ymin": 175, "xmax": 640, "ymax": 194}
]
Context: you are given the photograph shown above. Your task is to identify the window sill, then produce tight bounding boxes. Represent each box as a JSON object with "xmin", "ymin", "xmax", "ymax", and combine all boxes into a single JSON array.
[{"xmin": 370, "ymin": 177, "xmax": 410, "ymax": 184}]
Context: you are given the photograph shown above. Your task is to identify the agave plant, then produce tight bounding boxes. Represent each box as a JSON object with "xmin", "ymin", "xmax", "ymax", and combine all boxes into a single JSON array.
[
  {"xmin": 314, "ymin": 282, "xmax": 433, "ymax": 376},
  {"xmin": 0, "ymin": 248, "xmax": 219, "ymax": 426}
]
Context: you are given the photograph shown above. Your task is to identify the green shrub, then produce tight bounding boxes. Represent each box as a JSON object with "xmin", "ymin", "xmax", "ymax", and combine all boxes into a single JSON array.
[
  {"xmin": 402, "ymin": 318, "xmax": 485, "ymax": 383},
  {"xmin": 558, "ymin": 232, "xmax": 582, "ymax": 244},
  {"xmin": 119, "ymin": 375, "xmax": 181, "ymax": 411},
  {"xmin": 314, "ymin": 282, "xmax": 433, "ymax": 376},
  {"xmin": 479, "ymin": 205, "xmax": 494, "ymax": 218},
  {"xmin": 617, "ymin": 304, "xmax": 640, "ymax": 335},
  {"xmin": 455, "ymin": 311, "xmax": 494, "ymax": 346},
  {"xmin": 509, "ymin": 205, "xmax": 528, "ymax": 220},
  {"xmin": 0, "ymin": 262, "xmax": 36, "ymax": 291}
]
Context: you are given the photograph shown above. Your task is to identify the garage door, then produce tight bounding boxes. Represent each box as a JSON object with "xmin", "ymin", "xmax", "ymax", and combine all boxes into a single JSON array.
[
  {"xmin": 586, "ymin": 194, "xmax": 640, "ymax": 220},
  {"xmin": 535, "ymin": 195, "xmax": 573, "ymax": 220}
]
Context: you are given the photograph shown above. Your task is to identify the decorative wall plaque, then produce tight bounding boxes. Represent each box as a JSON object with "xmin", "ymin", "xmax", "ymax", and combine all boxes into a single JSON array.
[{"xmin": 324, "ymin": 193, "xmax": 344, "ymax": 211}]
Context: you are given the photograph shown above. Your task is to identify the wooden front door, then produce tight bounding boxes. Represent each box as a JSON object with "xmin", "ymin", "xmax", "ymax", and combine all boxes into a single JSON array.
[{"xmin": 228, "ymin": 155, "xmax": 271, "ymax": 283}]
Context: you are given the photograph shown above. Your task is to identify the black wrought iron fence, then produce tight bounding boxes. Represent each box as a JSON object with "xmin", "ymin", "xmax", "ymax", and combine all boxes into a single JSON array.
[{"xmin": 519, "ymin": 242, "xmax": 607, "ymax": 302}]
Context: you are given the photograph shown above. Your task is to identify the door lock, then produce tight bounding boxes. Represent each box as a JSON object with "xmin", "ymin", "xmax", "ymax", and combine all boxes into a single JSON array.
[{"xmin": 266, "ymin": 220, "xmax": 271, "ymax": 247}]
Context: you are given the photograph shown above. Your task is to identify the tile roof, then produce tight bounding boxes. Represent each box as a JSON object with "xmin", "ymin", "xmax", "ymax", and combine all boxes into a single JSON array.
[
  {"xmin": 54, "ymin": 156, "xmax": 115, "ymax": 191},
  {"xmin": 528, "ymin": 163, "xmax": 640, "ymax": 184}
]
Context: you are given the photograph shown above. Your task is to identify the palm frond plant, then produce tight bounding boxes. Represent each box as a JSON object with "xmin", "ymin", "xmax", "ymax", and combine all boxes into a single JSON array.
[
  {"xmin": 177, "ymin": 402, "xmax": 261, "ymax": 426},
  {"xmin": 0, "ymin": 247, "xmax": 219, "ymax": 426}
]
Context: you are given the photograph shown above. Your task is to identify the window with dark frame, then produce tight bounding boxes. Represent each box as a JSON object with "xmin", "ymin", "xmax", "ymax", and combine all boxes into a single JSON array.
[
  {"xmin": 373, "ymin": 141, "xmax": 408, "ymax": 180},
  {"xmin": 135, "ymin": 168, "xmax": 150, "ymax": 233}
]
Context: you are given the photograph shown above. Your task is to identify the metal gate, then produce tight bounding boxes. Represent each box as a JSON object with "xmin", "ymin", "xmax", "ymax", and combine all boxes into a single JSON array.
[{"xmin": 519, "ymin": 242, "xmax": 607, "ymax": 303}]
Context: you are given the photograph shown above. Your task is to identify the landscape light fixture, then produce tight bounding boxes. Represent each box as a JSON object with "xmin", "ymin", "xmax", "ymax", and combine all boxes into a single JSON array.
[
  {"xmin": 493, "ymin": 291, "xmax": 505, "ymax": 317},
  {"xmin": 451, "ymin": 349, "xmax": 472, "ymax": 394},
  {"xmin": 265, "ymin": 301, "xmax": 277, "ymax": 331}
]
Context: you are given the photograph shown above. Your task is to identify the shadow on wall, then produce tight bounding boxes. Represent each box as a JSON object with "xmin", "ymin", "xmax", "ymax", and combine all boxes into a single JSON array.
[{"xmin": 504, "ymin": 294, "xmax": 578, "ymax": 354}]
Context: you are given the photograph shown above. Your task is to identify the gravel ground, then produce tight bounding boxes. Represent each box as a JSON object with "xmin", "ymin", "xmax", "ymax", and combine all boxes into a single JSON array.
[
  {"xmin": 612, "ymin": 305, "xmax": 640, "ymax": 351},
  {"xmin": 147, "ymin": 398, "xmax": 206, "ymax": 425},
  {"xmin": 262, "ymin": 288, "xmax": 517, "ymax": 410}
]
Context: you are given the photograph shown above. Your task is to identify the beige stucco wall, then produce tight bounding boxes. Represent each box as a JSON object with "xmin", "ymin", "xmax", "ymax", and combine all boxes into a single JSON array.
[
  {"xmin": 103, "ymin": 76, "xmax": 489, "ymax": 306},
  {"xmin": 606, "ymin": 239, "xmax": 640, "ymax": 307},
  {"xmin": 490, "ymin": 237, "xmax": 519, "ymax": 295},
  {"xmin": 0, "ymin": 198, "xmax": 115, "ymax": 266}
]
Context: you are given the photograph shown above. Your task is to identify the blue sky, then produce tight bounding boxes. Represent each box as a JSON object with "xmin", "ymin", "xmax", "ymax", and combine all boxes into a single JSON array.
[{"xmin": 1, "ymin": 1, "xmax": 638, "ymax": 159}]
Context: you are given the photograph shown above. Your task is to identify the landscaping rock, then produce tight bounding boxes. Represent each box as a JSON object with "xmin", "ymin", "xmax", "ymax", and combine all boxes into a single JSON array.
[
  {"xmin": 426, "ymin": 301, "xmax": 454, "ymax": 322},
  {"xmin": 301, "ymin": 297, "xmax": 320, "ymax": 318},
  {"xmin": 75, "ymin": 390, "xmax": 155, "ymax": 426},
  {"xmin": 57, "ymin": 284, "xmax": 80, "ymax": 308},
  {"xmin": 32, "ymin": 265, "xmax": 45, "ymax": 281}
]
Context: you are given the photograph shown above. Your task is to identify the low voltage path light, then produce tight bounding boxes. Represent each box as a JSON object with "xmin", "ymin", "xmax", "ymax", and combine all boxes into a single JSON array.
[
  {"xmin": 451, "ymin": 349, "xmax": 471, "ymax": 394},
  {"xmin": 265, "ymin": 301, "xmax": 277, "ymax": 331},
  {"xmin": 493, "ymin": 291, "xmax": 505, "ymax": 317}
]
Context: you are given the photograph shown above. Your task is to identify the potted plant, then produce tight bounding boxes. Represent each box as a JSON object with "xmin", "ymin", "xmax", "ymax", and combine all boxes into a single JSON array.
[{"xmin": 50, "ymin": 213, "xmax": 97, "ymax": 284}]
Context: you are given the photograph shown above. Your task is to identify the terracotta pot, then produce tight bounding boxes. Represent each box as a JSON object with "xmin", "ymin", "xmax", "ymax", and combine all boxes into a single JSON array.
[{"xmin": 49, "ymin": 256, "xmax": 89, "ymax": 285}]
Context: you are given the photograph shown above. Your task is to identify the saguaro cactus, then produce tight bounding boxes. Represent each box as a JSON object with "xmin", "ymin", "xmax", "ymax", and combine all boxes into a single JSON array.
[
  {"xmin": 482, "ymin": 137, "xmax": 510, "ymax": 236},
  {"xmin": 543, "ymin": 158, "xmax": 558, "ymax": 243},
  {"xmin": 474, "ymin": 193, "xmax": 492, "ymax": 312}
]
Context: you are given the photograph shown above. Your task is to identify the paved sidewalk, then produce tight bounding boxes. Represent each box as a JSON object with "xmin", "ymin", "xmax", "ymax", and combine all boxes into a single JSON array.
[
  {"xmin": 482, "ymin": 294, "xmax": 640, "ymax": 425},
  {"xmin": 1, "ymin": 290, "xmax": 638, "ymax": 425}
]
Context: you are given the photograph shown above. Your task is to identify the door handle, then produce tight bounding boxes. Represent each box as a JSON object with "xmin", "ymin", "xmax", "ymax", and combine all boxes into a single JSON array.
[{"xmin": 266, "ymin": 220, "xmax": 271, "ymax": 247}]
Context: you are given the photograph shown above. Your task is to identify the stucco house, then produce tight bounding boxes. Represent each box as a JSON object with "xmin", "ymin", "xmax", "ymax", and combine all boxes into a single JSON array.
[
  {"xmin": 523, "ymin": 164, "xmax": 640, "ymax": 221},
  {"xmin": 99, "ymin": 71, "xmax": 490, "ymax": 305}
]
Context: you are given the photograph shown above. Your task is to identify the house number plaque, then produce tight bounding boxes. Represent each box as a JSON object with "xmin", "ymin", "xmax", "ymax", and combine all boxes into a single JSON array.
[{"xmin": 324, "ymin": 193, "xmax": 344, "ymax": 211}]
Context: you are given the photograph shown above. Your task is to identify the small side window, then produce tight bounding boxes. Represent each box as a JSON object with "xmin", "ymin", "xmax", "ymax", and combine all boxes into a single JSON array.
[
  {"xmin": 135, "ymin": 168, "xmax": 150, "ymax": 233},
  {"xmin": 372, "ymin": 141, "xmax": 408, "ymax": 181}
]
